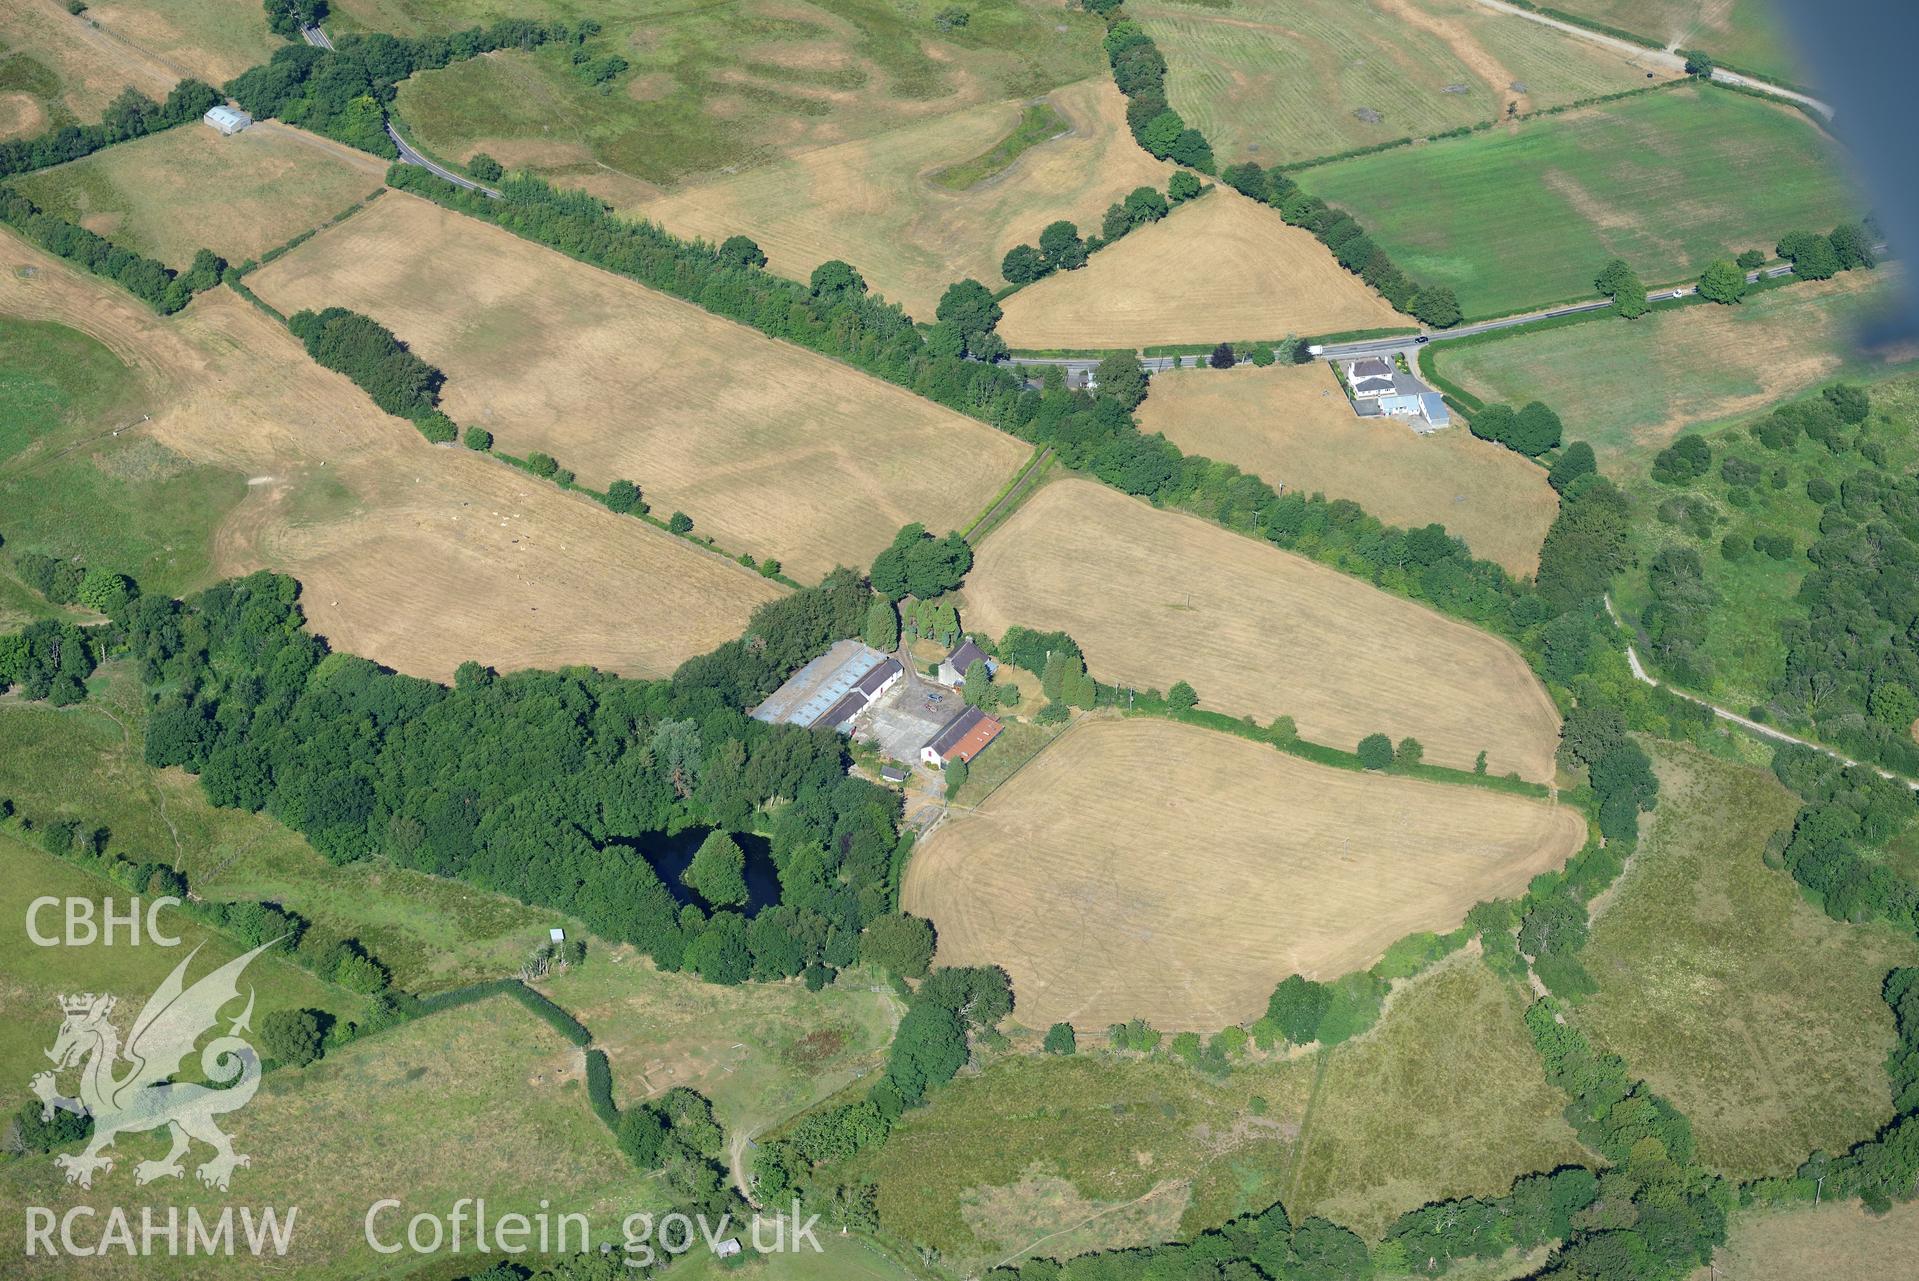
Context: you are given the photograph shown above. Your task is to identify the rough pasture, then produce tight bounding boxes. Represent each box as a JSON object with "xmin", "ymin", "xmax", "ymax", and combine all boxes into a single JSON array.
[
  {"xmin": 0, "ymin": 231, "xmax": 778, "ymax": 681},
  {"xmin": 247, "ymin": 193, "xmax": 1032, "ymax": 582},
  {"xmin": 963, "ymin": 478, "xmax": 1562, "ymax": 780},
  {"xmin": 1430, "ymin": 271, "xmax": 1909, "ymax": 472},
  {"xmin": 904, "ymin": 717, "xmax": 1586, "ymax": 1031},
  {"xmin": 14, "ymin": 121, "xmax": 385, "ymax": 269},
  {"xmin": 1133, "ymin": 0, "xmax": 1665, "ymax": 165},
  {"xmin": 1547, "ymin": 0, "xmax": 1798, "ymax": 85},
  {"xmin": 632, "ymin": 78, "xmax": 1173, "ymax": 319},
  {"xmin": 375, "ymin": 0, "xmax": 1104, "ymax": 195},
  {"xmin": 996, "ymin": 190, "xmax": 1403, "ymax": 349},
  {"xmin": 1138, "ymin": 362, "xmax": 1558, "ymax": 576},
  {"xmin": 1579, "ymin": 745, "xmax": 1918, "ymax": 1177}
]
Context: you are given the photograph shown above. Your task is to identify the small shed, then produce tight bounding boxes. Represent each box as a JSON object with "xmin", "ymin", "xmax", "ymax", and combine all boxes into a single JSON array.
[
  {"xmin": 203, "ymin": 105, "xmax": 252, "ymax": 135},
  {"xmin": 713, "ymin": 1239, "xmax": 742, "ymax": 1258},
  {"xmin": 548, "ymin": 927, "xmax": 566, "ymax": 943},
  {"xmin": 880, "ymin": 764, "xmax": 910, "ymax": 785}
]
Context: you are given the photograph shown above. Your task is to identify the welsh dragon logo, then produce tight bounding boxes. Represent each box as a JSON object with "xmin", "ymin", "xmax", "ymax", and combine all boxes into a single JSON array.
[{"xmin": 31, "ymin": 940, "xmax": 276, "ymax": 1190}]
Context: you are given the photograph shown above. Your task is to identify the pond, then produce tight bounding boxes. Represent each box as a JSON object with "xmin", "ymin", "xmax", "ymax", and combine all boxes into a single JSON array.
[{"xmin": 607, "ymin": 827, "xmax": 778, "ymax": 915}]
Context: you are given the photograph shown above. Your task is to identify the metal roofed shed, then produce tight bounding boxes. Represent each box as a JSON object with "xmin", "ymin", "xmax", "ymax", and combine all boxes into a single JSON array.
[
  {"xmin": 751, "ymin": 640, "xmax": 900, "ymax": 729},
  {"xmin": 204, "ymin": 105, "xmax": 252, "ymax": 135}
]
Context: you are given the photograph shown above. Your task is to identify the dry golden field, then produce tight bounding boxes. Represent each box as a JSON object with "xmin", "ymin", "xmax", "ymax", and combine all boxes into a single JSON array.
[
  {"xmin": 632, "ymin": 79, "xmax": 1173, "ymax": 319},
  {"xmin": 996, "ymin": 190, "xmax": 1405, "ymax": 349},
  {"xmin": 14, "ymin": 121, "xmax": 386, "ymax": 269},
  {"xmin": 964, "ymin": 478, "xmax": 1561, "ymax": 779},
  {"xmin": 0, "ymin": 231, "xmax": 779, "ymax": 681},
  {"xmin": 80, "ymin": 0, "xmax": 281, "ymax": 87},
  {"xmin": 903, "ymin": 718, "xmax": 1586, "ymax": 1031},
  {"xmin": 1704, "ymin": 1202, "xmax": 1919, "ymax": 1281},
  {"xmin": 248, "ymin": 193, "xmax": 1032, "ymax": 581},
  {"xmin": 1138, "ymin": 362, "xmax": 1558, "ymax": 576},
  {"xmin": 0, "ymin": 0, "xmax": 181, "ymax": 121}
]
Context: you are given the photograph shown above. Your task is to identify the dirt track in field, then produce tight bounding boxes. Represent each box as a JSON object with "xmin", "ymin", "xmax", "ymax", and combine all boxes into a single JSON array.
[
  {"xmin": 247, "ymin": 192, "xmax": 1031, "ymax": 582},
  {"xmin": 905, "ymin": 717, "xmax": 1586, "ymax": 1030},
  {"xmin": 997, "ymin": 189, "xmax": 1404, "ymax": 348},
  {"xmin": 0, "ymin": 231, "xmax": 779, "ymax": 681},
  {"xmin": 962, "ymin": 478, "xmax": 1561, "ymax": 780}
]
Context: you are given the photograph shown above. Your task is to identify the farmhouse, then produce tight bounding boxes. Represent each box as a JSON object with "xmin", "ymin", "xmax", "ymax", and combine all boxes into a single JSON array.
[
  {"xmin": 1346, "ymin": 356, "xmax": 1396, "ymax": 398},
  {"xmin": 937, "ymin": 637, "xmax": 998, "ymax": 687},
  {"xmin": 921, "ymin": 705, "xmax": 1003, "ymax": 769},
  {"xmin": 203, "ymin": 105, "xmax": 252, "ymax": 135},
  {"xmin": 751, "ymin": 639, "xmax": 901, "ymax": 731},
  {"xmin": 1344, "ymin": 358, "xmax": 1450, "ymax": 432}
]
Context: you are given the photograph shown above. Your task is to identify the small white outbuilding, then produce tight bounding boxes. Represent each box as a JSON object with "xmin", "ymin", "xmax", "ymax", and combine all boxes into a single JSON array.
[{"xmin": 203, "ymin": 105, "xmax": 252, "ymax": 135}]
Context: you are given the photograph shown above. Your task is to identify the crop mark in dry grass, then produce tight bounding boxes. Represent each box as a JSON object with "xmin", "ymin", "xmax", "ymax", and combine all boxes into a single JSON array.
[
  {"xmin": 247, "ymin": 193, "xmax": 1030, "ymax": 582},
  {"xmin": 904, "ymin": 718, "xmax": 1586, "ymax": 1031},
  {"xmin": 634, "ymin": 78, "xmax": 1171, "ymax": 319},
  {"xmin": 963, "ymin": 478, "xmax": 1562, "ymax": 778},
  {"xmin": 0, "ymin": 231, "xmax": 777, "ymax": 681}
]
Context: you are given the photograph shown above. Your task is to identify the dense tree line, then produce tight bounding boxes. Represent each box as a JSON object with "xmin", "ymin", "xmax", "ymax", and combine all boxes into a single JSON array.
[
  {"xmin": 1220, "ymin": 154, "xmax": 1460, "ymax": 326},
  {"xmin": 0, "ymin": 189, "xmax": 224, "ymax": 313},
  {"xmin": 0, "ymin": 81, "xmax": 218, "ymax": 181},
  {"xmin": 225, "ymin": 20, "xmax": 580, "ymax": 155},
  {"xmin": 1778, "ymin": 222, "xmax": 1877, "ymax": 281},
  {"xmin": 1770, "ymin": 745, "xmax": 1919, "ymax": 932},
  {"xmin": 753, "ymin": 964, "xmax": 1011, "ymax": 1208},
  {"xmin": 999, "ymin": 173, "xmax": 1198, "ymax": 286},
  {"xmin": 287, "ymin": 306, "xmax": 454, "ymax": 439},
  {"xmin": 1470, "ymin": 400, "xmax": 1565, "ymax": 457},
  {"xmin": 384, "ymin": 166, "xmax": 1518, "ymax": 634},
  {"xmin": 119, "ymin": 568, "xmax": 911, "ymax": 987},
  {"xmin": 1095, "ymin": 17, "xmax": 1212, "ymax": 171},
  {"xmin": 1097, "ymin": 13, "xmax": 1455, "ymax": 324}
]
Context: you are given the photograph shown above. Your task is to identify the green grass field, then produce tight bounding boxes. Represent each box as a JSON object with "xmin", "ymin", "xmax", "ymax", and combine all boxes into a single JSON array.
[
  {"xmin": 1284, "ymin": 956, "xmax": 1586, "ymax": 1238},
  {"xmin": 0, "ymin": 314, "xmax": 244, "ymax": 596},
  {"xmin": 535, "ymin": 957, "xmax": 901, "ymax": 1150},
  {"xmin": 1431, "ymin": 271, "xmax": 1908, "ymax": 471},
  {"xmin": 0, "ymin": 994, "xmax": 645, "ymax": 1279},
  {"xmin": 1607, "ymin": 373, "xmax": 1919, "ymax": 715},
  {"xmin": 0, "ymin": 831, "xmax": 360, "ymax": 1094},
  {"xmin": 1546, "ymin": 0, "xmax": 1799, "ymax": 85},
  {"xmin": 830, "ymin": 953, "xmax": 1581, "ymax": 1266},
  {"xmin": 1134, "ymin": 0, "xmax": 1661, "ymax": 165},
  {"xmin": 1579, "ymin": 743, "xmax": 1919, "ymax": 1177},
  {"xmin": 1301, "ymin": 85, "xmax": 1858, "ymax": 317},
  {"xmin": 0, "ymin": 665, "xmax": 561, "ymax": 994},
  {"xmin": 379, "ymin": 0, "xmax": 1102, "ymax": 192}
]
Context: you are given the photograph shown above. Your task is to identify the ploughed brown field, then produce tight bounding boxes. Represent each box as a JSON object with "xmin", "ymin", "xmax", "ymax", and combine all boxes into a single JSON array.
[
  {"xmin": 904, "ymin": 718, "xmax": 1587, "ymax": 1030},
  {"xmin": 247, "ymin": 193, "xmax": 1031, "ymax": 582},
  {"xmin": 963, "ymin": 478, "xmax": 1562, "ymax": 780}
]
